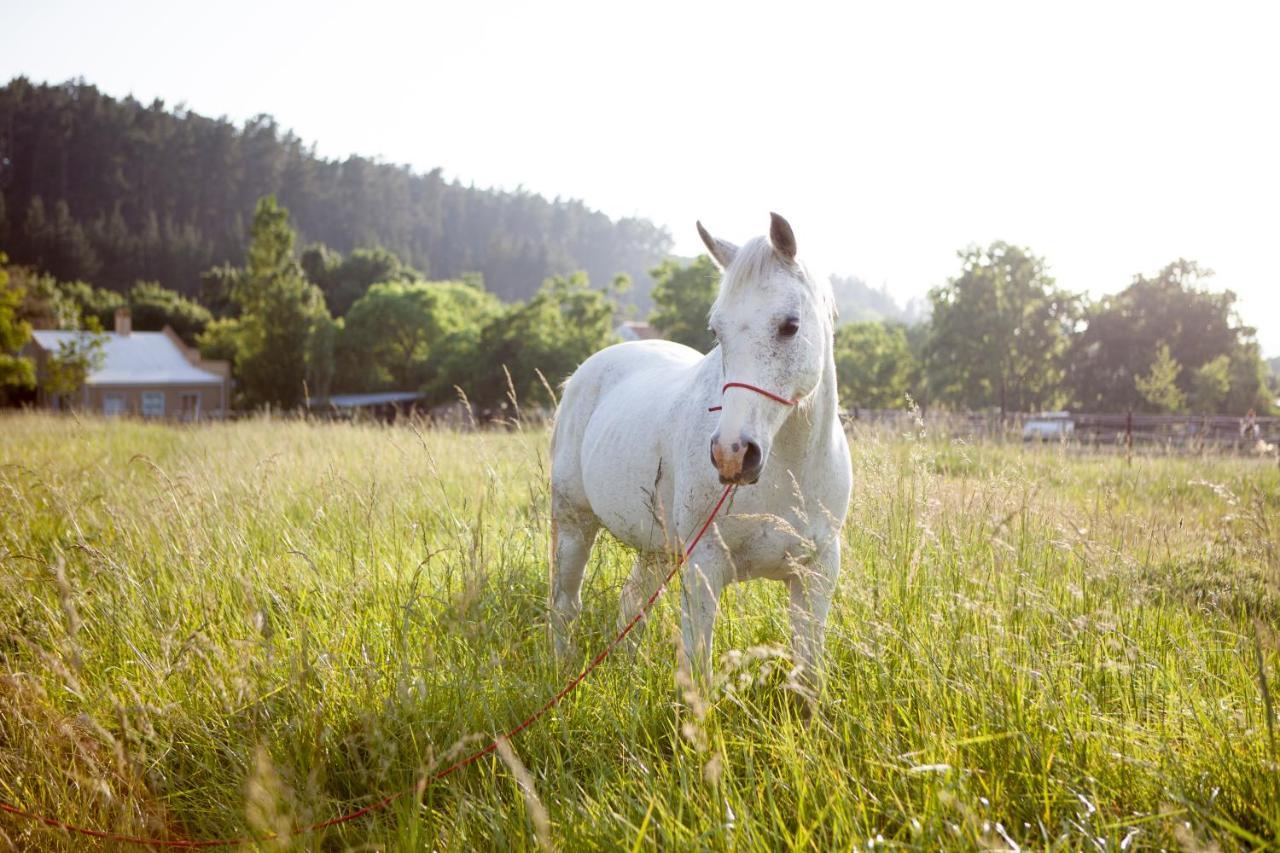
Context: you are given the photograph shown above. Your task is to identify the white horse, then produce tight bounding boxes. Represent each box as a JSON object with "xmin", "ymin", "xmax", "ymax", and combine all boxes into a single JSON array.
[{"xmin": 549, "ymin": 213, "xmax": 851, "ymax": 685}]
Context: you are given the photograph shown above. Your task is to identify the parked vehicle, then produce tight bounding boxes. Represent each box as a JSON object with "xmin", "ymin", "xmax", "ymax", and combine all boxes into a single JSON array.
[{"xmin": 1022, "ymin": 411, "xmax": 1075, "ymax": 441}]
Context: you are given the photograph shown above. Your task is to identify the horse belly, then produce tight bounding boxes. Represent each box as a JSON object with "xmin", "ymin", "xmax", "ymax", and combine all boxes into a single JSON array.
[{"xmin": 580, "ymin": 406, "xmax": 677, "ymax": 554}]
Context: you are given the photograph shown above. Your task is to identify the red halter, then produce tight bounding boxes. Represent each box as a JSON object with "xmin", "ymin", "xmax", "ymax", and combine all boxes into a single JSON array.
[{"xmin": 707, "ymin": 381, "xmax": 799, "ymax": 412}]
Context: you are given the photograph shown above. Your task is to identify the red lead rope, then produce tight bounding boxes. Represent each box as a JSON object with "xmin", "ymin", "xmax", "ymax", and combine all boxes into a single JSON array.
[
  {"xmin": 3, "ymin": 382, "xmax": 795, "ymax": 847},
  {"xmin": 1, "ymin": 485, "xmax": 738, "ymax": 848}
]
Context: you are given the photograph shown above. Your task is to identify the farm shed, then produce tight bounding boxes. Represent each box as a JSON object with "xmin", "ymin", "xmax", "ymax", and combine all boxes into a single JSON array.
[{"xmin": 311, "ymin": 391, "xmax": 425, "ymax": 421}]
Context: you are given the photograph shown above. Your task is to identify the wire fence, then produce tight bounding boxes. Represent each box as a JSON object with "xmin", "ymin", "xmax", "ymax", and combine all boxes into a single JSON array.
[
  {"xmin": 142, "ymin": 398, "xmax": 1280, "ymax": 461},
  {"xmin": 844, "ymin": 407, "xmax": 1280, "ymax": 457}
]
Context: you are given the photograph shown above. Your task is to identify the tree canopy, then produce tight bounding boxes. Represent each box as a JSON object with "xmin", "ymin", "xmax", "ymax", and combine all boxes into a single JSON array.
[
  {"xmin": 1068, "ymin": 260, "xmax": 1270, "ymax": 414},
  {"xmin": 834, "ymin": 321, "xmax": 920, "ymax": 410},
  {"xmin": 199, "ymin": 197, "xmax": 337, "ymax": 408},
  {"xmin": 1134, "ymin": 343, "xmax": 1186, "ymax": 413},
  {"xmin": 925, "ymin": 243, "xmax": 1079, "ymax": 414},
  {"xmin": 0, "ymin": 256, "xmax": 35, "ymax": 395},
  {"xmin": 337, "ymin": 279, "xmax": 499, "ymax": 391},
  {"xmin": 830, "ymin": 275, "xmax": 925, "ymax": 325},
  {"xmin": 431, "ymin": 272, "xmax": 618, "ymax": 412},
  {"xmin": 302, "ymin": 245, "xmax": 421, "ymax": 317},
  {"xmin": 125, "ymin": 281, "xmax": 212, "ymax": 341},
  {"xmin": 648, "ymin": 256, "xmax": 718, "ymax": 353},
  {"xmin": 182, "ymin": 197, "xmax": 617, "ymax": 416}
]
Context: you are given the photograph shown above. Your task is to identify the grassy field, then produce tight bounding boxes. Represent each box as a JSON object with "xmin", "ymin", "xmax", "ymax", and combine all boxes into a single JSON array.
[{"xmin": 1, "ymin": 413, "xmax": 1278, "ymax": 850}]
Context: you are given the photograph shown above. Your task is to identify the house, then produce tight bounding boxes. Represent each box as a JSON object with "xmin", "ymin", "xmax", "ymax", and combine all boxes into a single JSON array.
[
  {"xmin": 615, "ymin": 321, "xmax": 662, "ymax": 342},
  {"xmin": 24, "ymin": 308, "xmax": 230, "ymax": 420}
]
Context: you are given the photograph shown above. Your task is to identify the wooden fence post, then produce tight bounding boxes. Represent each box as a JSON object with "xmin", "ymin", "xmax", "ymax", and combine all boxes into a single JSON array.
[{"xmin": 1125, "ymin": 410, "xmax": 1133, "ymax": 465}]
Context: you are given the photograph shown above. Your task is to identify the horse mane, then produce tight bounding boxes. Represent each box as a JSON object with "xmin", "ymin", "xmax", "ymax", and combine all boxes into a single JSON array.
[{"xmin": 711, "ymin": 236, "xmax": 835, "ymax": 325}]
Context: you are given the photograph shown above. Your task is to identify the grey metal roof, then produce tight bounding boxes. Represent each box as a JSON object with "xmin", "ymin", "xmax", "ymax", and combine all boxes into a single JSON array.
[
  {"xmin": 318, "ymin": 391, "xmax": 424, "ymax": 408},
  {"xmin": 615, "ymin": 321, "xmax": 661, "ymax": 342},
  {"xmin": 29, "ymin": 330, "xmax": 224, "ymax": 386}
]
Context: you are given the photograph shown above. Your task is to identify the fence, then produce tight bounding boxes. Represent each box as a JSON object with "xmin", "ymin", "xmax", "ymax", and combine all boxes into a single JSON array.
[{"xmin": 844, "ymin": 407, "xmax": 1280, "ymax": 455}]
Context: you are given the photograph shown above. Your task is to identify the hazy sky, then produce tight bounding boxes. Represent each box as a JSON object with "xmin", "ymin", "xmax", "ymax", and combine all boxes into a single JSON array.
[{"xmin": 4, "ymin": 0, "xmax": 1278, "ymax": 353}]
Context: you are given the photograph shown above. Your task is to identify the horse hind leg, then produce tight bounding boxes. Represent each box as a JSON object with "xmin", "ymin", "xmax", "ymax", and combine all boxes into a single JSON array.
[{"xmin": 549, "ymin": 506, "xmax": 599, "ymax": 658}]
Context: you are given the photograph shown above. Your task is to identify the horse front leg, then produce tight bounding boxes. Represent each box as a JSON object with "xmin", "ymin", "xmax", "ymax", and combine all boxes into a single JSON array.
[
  {"xmin": 679, "ymin": 550, "xmax": 726, "ymax": 691},
  {"xmin": 788, "ymin": 537, "xmax": 839, "ymax": 691}
]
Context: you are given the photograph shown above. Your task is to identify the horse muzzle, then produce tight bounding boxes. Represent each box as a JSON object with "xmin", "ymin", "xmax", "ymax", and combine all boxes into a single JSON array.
[{"xmin": 709, "ymin": 431, "xmax": 763, "ymax": 485}]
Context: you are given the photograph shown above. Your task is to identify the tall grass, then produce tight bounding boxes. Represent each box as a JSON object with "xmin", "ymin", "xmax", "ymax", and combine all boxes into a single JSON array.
[{"xmin": 1, "ymin": 412, "xmax": 1277, "ymax": 849}]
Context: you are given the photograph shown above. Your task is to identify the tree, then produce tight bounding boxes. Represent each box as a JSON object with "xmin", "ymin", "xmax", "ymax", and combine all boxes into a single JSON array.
[
  {"xmin": 1224, "ymin": 341, "xmax": 1274, "ymax": 414},
  {"xmin": 127, "ymin": 281, "xmax": 212, "ymax": 342},
  {"xmin": 925, "ymin": 243, "xmax": 1078, "ymax": 414},
  {"xmin": 19, "ymin": 196, "xmax": 102, "ymax": 284},
  {"xmin": 301, "ymin": 244, "xmax": 422, "ymax": 317},
  {"xmin": 1069, "ymin": 260, "xmax": 1272, "ymax": 414},
  {"xmin": 49, "ymin": 200, "xmax": 102, "ymax": 283},
  {"xmin": 1134, "ymin": 342, "xmax": 1186, "ymax": 413},
  {"xmin": 336, "ymin": 279, "xmax": 499, "ymax": 391},
  {"xmin": 0, "ymin": 257, "xmax": 36, "ymax": 394},
  {"xmin": 42, "ymin": 323, "xmax": 107, "ymax": 406},
  {"xmin": 833, "ymin": 321, "xmax": 920, "ymax": 409},
  {"xmin": 4, "ymin": 265, "xmax": 132, "ymax": 334},
  {"xmin": 299, "ymin": 243, "xmax": 343, "ymax": 289},
  {"xmin": 56, "ymin": 279, "xmax": 126, "ymax": 329},
  {"xmin": 649, "ymin": 256, "xmax": 718, "ymax": 352},
  {"xmin": 6, "ymin": 266, "xmax": 83, "ymax": 330},
  {"xmin": 829, "ymin": 275, "xmax": 922, "ymax": 324},
  {"xmin": 225, "ymin": 196, "xmax": 337, "ymax": 408},
  {"xmin": 1189, "ymin": 355, "xmax": 1231, "ymax": 413},
  {"xmin": 196, "ymin": 317, "xmax": 240, "ymax": 365},
  {"xmin": 199, "ymin": 264, "xmax": 242, "ymax": 318},
  {"xmin": 436, "ymin": 272, "xmax": 617, "ymax": 412}
]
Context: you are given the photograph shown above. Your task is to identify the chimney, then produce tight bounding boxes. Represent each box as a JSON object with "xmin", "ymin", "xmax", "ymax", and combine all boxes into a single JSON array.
[{"xmin": 115, "ymin": 307, "xmax": 132, "ymax": 336}]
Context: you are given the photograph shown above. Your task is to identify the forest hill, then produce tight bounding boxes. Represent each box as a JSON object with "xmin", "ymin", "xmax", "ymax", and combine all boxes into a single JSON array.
[{"xmin": 0, "ymin": 78, "xmax": 670, "ymax": 307}]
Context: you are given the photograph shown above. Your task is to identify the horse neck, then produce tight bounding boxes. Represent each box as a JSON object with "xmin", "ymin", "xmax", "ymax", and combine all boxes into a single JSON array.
[{"xmin": 777, "ymin": 328, "xmax": 841, "ymax": 460}]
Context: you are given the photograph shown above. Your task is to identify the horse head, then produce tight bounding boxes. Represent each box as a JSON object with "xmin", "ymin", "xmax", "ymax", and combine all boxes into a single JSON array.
[{"xmin": 700, "ymin": 213, "xmax": 833, "ymax": 485}]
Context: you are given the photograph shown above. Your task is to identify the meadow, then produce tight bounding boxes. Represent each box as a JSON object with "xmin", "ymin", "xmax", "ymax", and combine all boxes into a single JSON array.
[{"xmin": 1, "ymin": 412, "xmax": 1278, "ymax": 850}]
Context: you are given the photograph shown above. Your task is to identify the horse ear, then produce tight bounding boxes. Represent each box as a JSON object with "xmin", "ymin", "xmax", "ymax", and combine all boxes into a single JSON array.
[
  {"xmin": 769, "ymin": 212, "xmax": 797, "ymax": 262},
  {"xmin": 696, "ymin": 221, "xmax": 738, "ymax": 269}
]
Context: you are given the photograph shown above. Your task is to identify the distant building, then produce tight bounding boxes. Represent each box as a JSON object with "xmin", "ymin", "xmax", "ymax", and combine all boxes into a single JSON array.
[
  {"xmin": 310, "ymin": 391, "xmax": 424, "ymax": 421},
  {"xmin": 23, "ymin": 309, "xmax": 230, "ymax": 420},
  {"xmin": 615, "ymin": 321, "xmax": 661, "ymax": 342}
]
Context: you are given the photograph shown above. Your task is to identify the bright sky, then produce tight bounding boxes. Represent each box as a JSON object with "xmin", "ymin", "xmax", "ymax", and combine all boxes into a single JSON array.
[{"xmin": 3, "ymin": 0, "xmax": 1278, "ymax": 354}]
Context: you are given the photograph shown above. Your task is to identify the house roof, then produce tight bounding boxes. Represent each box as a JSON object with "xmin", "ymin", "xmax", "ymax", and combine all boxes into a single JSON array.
[
  {"xmin": 317, "ymin": 391, "xmax": 424, "ymax": 409},
  {"xmin": 29, "ymin": 330, "xmax": 224, "ymax": 386},
  {"xmin": 615, "ymin": 321, "xmax": 662, "ymax": 341}
]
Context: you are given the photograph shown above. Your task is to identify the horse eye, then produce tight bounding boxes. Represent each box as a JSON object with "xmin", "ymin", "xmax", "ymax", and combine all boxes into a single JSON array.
[{"xmin": 778, "ymin": 317, "xmax": 800, "ymax": 338}]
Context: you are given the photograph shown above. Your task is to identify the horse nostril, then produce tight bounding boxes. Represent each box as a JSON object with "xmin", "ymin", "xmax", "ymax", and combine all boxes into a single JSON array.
[
  {"xmin": 709, "ymin": 435, "xmax": 719, "ymax": 470},
  {"xmin": 742, "ymin": 440, "xmax": 762, "ymax": 476}
]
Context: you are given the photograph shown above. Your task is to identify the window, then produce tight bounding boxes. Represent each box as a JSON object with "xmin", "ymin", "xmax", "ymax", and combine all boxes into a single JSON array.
[
  {"xmin": 179, "ymin": 392, "xmax": 200, "ymax": 421},
  {"xmin": 103, "ymin": 394, "xmax": 126, "ymax": 416},
  {"xmin": 141, "ymin": 391, "xmax": 165, "ymax": 418}
]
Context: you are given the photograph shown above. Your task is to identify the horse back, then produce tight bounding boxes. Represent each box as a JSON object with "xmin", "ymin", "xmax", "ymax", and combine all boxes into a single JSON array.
[{"xmin": 551, "ymin": 340, "xmax": 707, "ymax": 547}]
